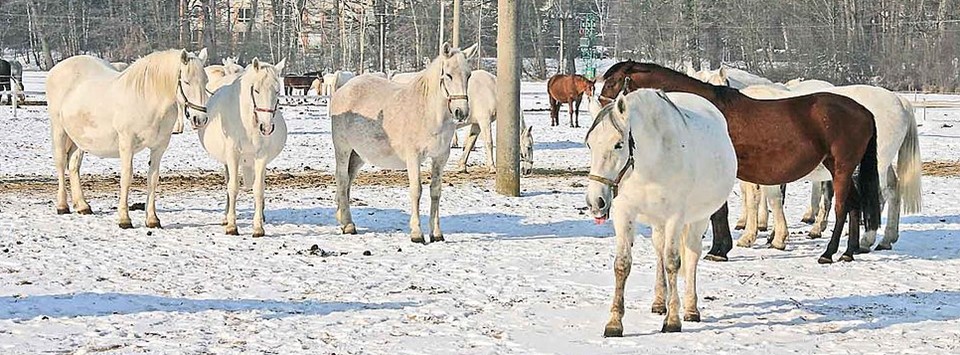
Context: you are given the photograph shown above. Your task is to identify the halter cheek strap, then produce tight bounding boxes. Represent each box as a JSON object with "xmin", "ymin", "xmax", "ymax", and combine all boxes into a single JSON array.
[
  {"xmin": 250, "ymin": 86, "xmax": 279, "ymax": 136},
  {"xmin": 587, "ymin": 133, "xmax": 635, "ymax": 198},
  {"xmin": 440, "ymin": 77, "xmax": 468, "ymax": 114}
]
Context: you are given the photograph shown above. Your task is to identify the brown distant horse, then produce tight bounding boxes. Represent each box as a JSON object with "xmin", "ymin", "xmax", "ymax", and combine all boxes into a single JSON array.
[
  {"xmin": 599, "ymin": 61, "xmax": 881, "ymax": 264},
  {"xmin": 547, "ymin": 74, "xmax": 594, "ymax": 127},
  {"xmin": 283, "ymin": 74, "xmax": 317, "ymax": 95}
]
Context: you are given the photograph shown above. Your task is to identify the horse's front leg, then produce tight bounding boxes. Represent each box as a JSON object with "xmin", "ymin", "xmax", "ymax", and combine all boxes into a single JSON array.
[
  {"xmin": 661, "ymin": 218, "xmax": 683, "ymax": 332},
  {"xmin": 429, "ymin": 153, "xmax": 450, "ymax": 242},
  {"xmin": 172, "ymin": 107, "xmax": 184, "ymax": 135},
  {"xmin": 764, "ymin": 185, "xmax": 789, "ymax": 250},
  {"xmin": 252, "ymin": 158, "xmax": 268, "ymax": 238},
  {"xmin": 117, "ymin": 138, "xmax": 135, "ymax": 229},
  {"xmin": 479, "ymin": 122, "xmax": 495, "ymax": 173},
  {"xmin": 573, "ymin": 97, "xmax": 582, "ymax": 128},
  {"xmin": 145, "ymin": 145, "xmax": 168, "ymax": 228},
  {"xmin": 568, "ymin": 101, "xmax": 576, "ymax": 128},
  {"xmin": 736, "ymin": 182, "xmax": 760, "ymax": 247},
  {"xmin": 224, "ymin": 152, "xmax": 241, "ymax": 236},
  {"xmin": 67, "ymin": 146, "xmax": 91, "ymax": 214},
  {"xmin": 603, "ymin": 203, "xmax": 635, "ymax": 337},
  {"xmin": 456, "ymin": 124, "xmax": 482, "ymax": 173},
  {"xmin": 809, "ymin": 181, "xmax": 833, "ymax": 239},
  {"xmin": 802, "ymin": 182, "xmax": 823, "ymax": 224},
  {"xmin": 406, "ymin": 159, "xmax": 425, "ymax": 243}
]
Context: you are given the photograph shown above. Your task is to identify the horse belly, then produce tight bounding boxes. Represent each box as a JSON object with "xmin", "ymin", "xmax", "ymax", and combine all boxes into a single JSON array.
[
  {"xmin": 354, "ymin": 144, "xmax": 407, "ymax": 170},
  {"xmin": 61, "ymin": 115, "xmax": 121, "ymax": 158}
]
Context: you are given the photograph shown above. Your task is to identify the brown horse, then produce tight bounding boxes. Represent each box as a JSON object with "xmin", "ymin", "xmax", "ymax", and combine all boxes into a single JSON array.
[
  {"xmin": 547, "ymin": 74, "xmax": 594, "ymax": 127},
  {"xmin": 599, "ymin": 61, "xmax": 881, "ymax": 264},
  {"xmin": 283, "ymin": 74, "xmax": 317, "ymax": 95}
]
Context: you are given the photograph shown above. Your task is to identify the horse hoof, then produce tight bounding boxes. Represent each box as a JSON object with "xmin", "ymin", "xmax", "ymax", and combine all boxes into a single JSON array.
[
  {"xmin": 661, "ymin": 323, "xmax": 682, "ymax": 333},
  {"xmin": 651, "ymin": 304, "xmax": 666, "ymax": 315},
  {"xmin": 252, "ymin": 229, "xmax": 265, "ymax": 238},
  {"xmin": 56, "ymin": 207, "xmax": 71, "ymax": 215},
  {"xmin": 801, "ymin": 217, "xmax": 816, "ymax": 224},
  {"xmin": 734, "ymin": 224, "xmax": 745, "ymax": 231},
  {"xmin": 220, "ymin": 219, "xmax": 228, "ymax": 226},
  {"xmin": 758, "ymin": 226, "xmax": 769, "ymax": 232},
  {"xmin": 225, "ymin": 226, "xmax": 239, "ymax": 236},
  {"xmin": 341, "ymin": 224, "xmax": 357, "ymax": 235},
  {"xmin": 807, "ymin": 233, "xmax": 822, "ymax": 240},
  {"xmin": 411, "ymin": 234, "xmax": 426, "ymax": 244},
  {"xmin": 736, "ymin": 239, "xmax": 754, "ymax": 248},
  {"xmin": 77, "ymin": 207, "xmax": 93, "ymax": 215},
  {"xmin": 875, "ymin": 244, "xmax": 893, "ymax": 251},
  {"xmin": 839, "ymin": 254, "xmax": 854, "ymax": 262},
  {"xmin": 703, "ymin": 254, "xmax": 728, "ymax": 262},
  {"xmin": 770, "ymin": 242, "xmax": 786, "ymax": 251},
  {"xmin": 119, "ymin": 221, "xmax": 134, "ymax": 229},
  {"xmin": 432, "ymin": 234, "xmax": 445, "ymax": 243},
  {"xmin": 856, "ymin": 247, "xmax": 871, "ymax": 254},
  {"xmin": 603, "ymin": 323, "xmax": 624, "ymax": 338},
  {"xmin": 817, "ymin": 256, "xmax": 833, "ymax": 264},
  {"xmin": 146, "ymin": 220, "xmax": 162, "ymax": 229},
  {"xmin": 684, "ymin": 312, "xmax": 701, "ymax": 322}
]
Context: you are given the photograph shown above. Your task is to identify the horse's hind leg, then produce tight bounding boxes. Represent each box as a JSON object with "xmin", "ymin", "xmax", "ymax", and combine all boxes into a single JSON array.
[
  {"xmin": 573, "ymin": 97, "xmax": 582, "ymax": 128},
  {"xmin": 802, "ymin": 182, "xmax": 823, "ymax": 224},
  {"xmin": 876, "ymin": 166, "xmax": 900, "ymax": 251},
  {"xmin": 809, "ymin": 181, "xmax": 833, "ymax": 239},
  {"xmin": 251, "ymin": 158, "xmax": 268, "ymax": 237},
  {"xmin": 661, "ymin": 218, "xmax": 683, "ymax": 333},
  {"xmin": 764, "ymin": 184, "xmax": 790, "ymax": 250},
  {"xmin": 334, "ymin": 145, "xmax": 358, "ymax": 234},
  {"xmin": 603, "ymin": 203, "xmax": 636, "ymax": 337},
  {"xmin": 682, "ymin": 220, "xmax": 708, "ymax": 322},
  {"xmin": 428, "ymin": 153, "xmax": 450, "ymax": 242},
  {"xmin": 480, "ymin": 120, "xmax": 495, "ymax": 173},
  {"xmin": 736, "ymin": 182, "xmax": 761, "ymax": 248},
  {"xmin": 67, "ymin": 147, "xmax": 91, "ymax": 214},
  {"xmin": 51, "ymin": 126, "xmax": 72, "ymax": 214},
  {"xmin": 819, "ymin": 163, "xmax": 855, "ymax": 263},
  {"xmin": 457, "ymin": 124, "xmax": 482, "ymax": 173},
  {"xmin": 117, "ymin": 138, "xmax": 135, "ymax": 229},
  {"xmin": 704, "ymin": 203, "xmax": 733, "ymax": 262},
  {"xmin": 735, "ymin": 183, "xmax": 749, "ymax": 230},
  {"xmin": 549, "ymin": 97, "xmax": 559, "ymax": 126},
  {"xmin": 145, "ymin": 145, "xmax": 168, "ymax": 229},
  {"xmin": 224, "ymin": 153, "xmax": 241, "ymax": 235},
  {"xmin": 568, "ymin": 101, "xmax": 576, "ymax": 128}
]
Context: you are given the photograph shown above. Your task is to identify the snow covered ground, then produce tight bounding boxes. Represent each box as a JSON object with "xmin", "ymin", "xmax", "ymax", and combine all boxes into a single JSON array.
[{"xmin": 1, "ymin": 78, "xmax": 960, "ymax": 353}]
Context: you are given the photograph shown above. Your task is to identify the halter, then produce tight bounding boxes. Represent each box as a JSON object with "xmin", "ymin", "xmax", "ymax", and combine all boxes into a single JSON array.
[
  {"xmin": 250, "ymin": 86, "xmax": 279, "ymax": 136},
  {"xmin": 587, "ymin": 133, "xmax": 635, "ymax": 198},
  {"xmin": 440, "ymin": 75, "xmax": 468, "ymax": 114},
  {"xmin": 177, "ymin": 71, "xmax": 208, "ymax": 127}
]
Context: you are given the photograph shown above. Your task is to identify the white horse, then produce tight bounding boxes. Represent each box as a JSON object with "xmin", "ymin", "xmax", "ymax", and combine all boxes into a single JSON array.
[
  {"xmin": 688, "ymin": 66, "xmax": 774, "ymax": 89},
  {"xmin": 172, "ymin": 57, "xmax": 243, "ymax": 134},
  {"xmin": 389, "ymin": 71, "xmax": 419, "ymax": 84},
  {"xmin": 46, "ymin": 48, "xmax": 209, "ymax": 228},
  {"xmin": 197, "ymin": 58, "xmax": 287, "ymax": 237},
  {"xmin": 110, "ymin": 62, "xmax": 129, "ymax": 71},
  {"xmin": 330, "ymin": 42, "xmax": 477, "ymax": 243},
  {"xmin": 585, "ymin": 89, "xmax": 737, "ymax": 335},
  {"xmin": 735, "ymin": 83, "xmax": 922, "ymax": 252},
  {"xmin": 785, "ymin": 78, "xmax": 835, "ymax": 92},
  {"xmin": 454, "ymin": 69, "xmax": 535, "ymax": 174},
  {"xmin": 321, "ymin": 70, "xmax": 355, "ymax": 96}
]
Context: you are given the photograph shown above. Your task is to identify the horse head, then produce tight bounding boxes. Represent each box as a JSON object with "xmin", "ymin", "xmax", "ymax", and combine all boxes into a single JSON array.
[
  {"xmin": 432, "ymin": 42, "xmax": 477, "ymax": 124},
  {"xmin": 584, "ymin": 90, "xmax": 635, "ymax": 222},
  {"xmin": 178, "ymin": 48, "xmax": 210, "ymax": 128},
  {"xmin": 520, "ymin": 119, "xmax": 534, "ymax": 176},
  {"xmin": 243, "ymin": 57, "xmax": 286, "ymax": 136}
]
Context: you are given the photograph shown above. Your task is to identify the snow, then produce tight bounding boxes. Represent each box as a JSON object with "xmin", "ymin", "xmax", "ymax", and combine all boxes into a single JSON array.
[{"xmin": 1, "ymin": 76, "xmax": 960, "ymax": 354}]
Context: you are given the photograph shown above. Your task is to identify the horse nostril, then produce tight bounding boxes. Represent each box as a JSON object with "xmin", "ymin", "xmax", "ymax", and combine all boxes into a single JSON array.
[{"xmin": 597, "ymin": 197, "xmax": 606, "ymax": 209}]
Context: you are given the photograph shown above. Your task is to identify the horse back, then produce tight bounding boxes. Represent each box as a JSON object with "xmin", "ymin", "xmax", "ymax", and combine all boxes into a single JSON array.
[{"xmin": 548, "ymin": 74, "xmax": 581, "ymax": 102}]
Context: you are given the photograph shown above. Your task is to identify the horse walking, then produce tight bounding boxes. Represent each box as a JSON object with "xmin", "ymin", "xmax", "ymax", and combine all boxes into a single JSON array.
[
  {"xmin": 46, "ymin": 49, "xmax": 209, "ymax": 228},
  {"xmin": 547, "ymin": 74, "xmax": 594, "ymax": 127},
  {"xmin": 599, "ymin": 61, "xmax": 882, "ymax": 264},
  {"xmin": 329, "ymin": 42, "xmax": 477, "ymax": 243},
  {"xmin": 197, "ymin": 58, "xmax": 287, "ymax": 237},
  {"xmin": 584, "ymin": 90, "xmax": 737, "ymax": 335}
]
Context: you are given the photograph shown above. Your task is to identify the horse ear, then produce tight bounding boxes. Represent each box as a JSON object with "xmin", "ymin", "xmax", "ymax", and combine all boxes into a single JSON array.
[
  {"xmin": 441, "ymin": 42, "xmax": 453, "ymax": 58},
  {"xmin": 222, "ymin": 58, "xmax": 229, "ymax": 65},
  {"xmin": 251, "ymin": 57, "xmax": 260, "ymax": 71},
  {"xmin": 462, "ymin": 43, "xmax": 479, "ymax": 59},
  {"xmin": 274, "ymin": 58, "xmax": 286, "ymax": 74},
  {"xmin": 718, "ymin": 67, "xmax": 728, "ymax": 79},
  {"xmin": 180, "ymin": 49, "xmax": 189, "ymax": 64},
  {"xmin": 587, "ymin": 94, "xmax": 603, "ymax": 119},
  {"xmin": 198, "ymin": 48, "xmax": 208, "ymax": 63}
]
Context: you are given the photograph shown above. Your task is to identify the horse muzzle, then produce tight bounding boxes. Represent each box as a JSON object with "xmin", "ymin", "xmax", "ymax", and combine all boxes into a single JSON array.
[
  {"xmin": 259, "ymin": 122, "xmax": 276, "ymax": 136},
  {"xmin": 190, "ymin": 114, "xmax": 209, "ymax": 129}
]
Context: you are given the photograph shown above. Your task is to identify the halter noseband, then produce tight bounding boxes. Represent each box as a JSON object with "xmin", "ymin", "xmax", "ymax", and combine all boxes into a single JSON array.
[
  {"xmin": 440, "ymin": 75, "xmax": 468, "ymax": 114},
  {"xmin": 587, "ymin": 131, "xmax": 636, "ymax": 198},
  {"xmin": 250, "ymin": 86, "xmax": 279, "ymax": 136}
]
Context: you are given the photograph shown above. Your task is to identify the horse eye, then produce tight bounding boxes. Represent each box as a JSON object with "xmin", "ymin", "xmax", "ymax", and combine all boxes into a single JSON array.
[{"xmin": 614, "ymin": 142, "xmax": 623, "ymax": 150}]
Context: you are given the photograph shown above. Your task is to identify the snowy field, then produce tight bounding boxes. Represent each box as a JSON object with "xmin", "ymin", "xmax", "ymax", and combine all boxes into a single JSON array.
[{"xmin": 1, "ymin": 76, "xmax": 960, "ymax": 353}]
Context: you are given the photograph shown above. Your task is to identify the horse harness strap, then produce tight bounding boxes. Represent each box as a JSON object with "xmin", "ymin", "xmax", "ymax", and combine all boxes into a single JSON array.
[
  {"xmin": 587, "ymin": 133, "xmax": 635, "ymax": 198},
  {"xmin": 440, "ymin": 78, "xmax": 468, "ymax": 113},
  {"xmin": 177, "ymin": 71, "xmax": 207, "ymax": 114},
  {"xmin": 250, "ymin": 86, "xmax": 279, "ymax": 116}
]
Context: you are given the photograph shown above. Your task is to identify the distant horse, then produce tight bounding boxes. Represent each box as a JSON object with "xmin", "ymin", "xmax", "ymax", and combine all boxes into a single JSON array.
[
  {"xmin": 197, "ymin": 58, "xmax": 287, "ymax": 237},
  {"xmin": 284, "ymin": 75, "xmax": 315, "ymax": 95},
  {"xmin": 0, "ymin": 59, "xmax": 25, "ymax": 105},
  {"xmin": 599, "ymin": 61, "xmax": 882, "ymax": 264},
  {"xmin": 547, "ymin": 74, "xmax": 594, "ymax": 127},
  {"xmin": 330, "ymin": 42, "xmax": 477, "ymax": 243},
  {"xmin": 785, "ymin": 78, "xmax": 835, "ymax": 93},
  {"xmin": 737, "ymin": 83, "xmax": 922, "ymax": 252},
  {"xmin": 321, "ymin": 70, "xmax": 355, "ymax": 96},
  {"xmin": 454, "ymin": 69, "xmax": 535, "ymax": 174},
  {"xmin": 111, "ymin": 62, "xmax": 129, "ymax": 71},
  {"xmin": 46, "ymin": 48, "xmax": 209, "ymax": 228},
  {"xmin": 584, "ymin": 90, "xmax": 737, "ymax": 335}
]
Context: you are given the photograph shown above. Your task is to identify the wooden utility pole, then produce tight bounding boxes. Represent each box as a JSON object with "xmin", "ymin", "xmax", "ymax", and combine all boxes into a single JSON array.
[
  {"xmin": 495, "ymin": 0, "xmax": 520, "ymax": 196},
  {"xmin": 439, "ymin": 0, "xmax": 446, "ymax": 53},
  {"xmin": 476, "ymin": 4, "xmax": 482, "ymax": 67},
  {"xmin": 378, "ymin": 0, "xmax": 386, "ymax": 72},
  {"xmin": 452, "ymin": 0, "xmax": 461, "ymax": 47}
]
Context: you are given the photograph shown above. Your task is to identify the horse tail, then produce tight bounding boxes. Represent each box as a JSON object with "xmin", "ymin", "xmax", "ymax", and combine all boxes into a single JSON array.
[
  {"xmin": 896, "ymin": 99, "xmax": 923, "ymax": 214},
  {"xmin": 858, "ymin": 126, "xmax": 882, "ymax": 233}
]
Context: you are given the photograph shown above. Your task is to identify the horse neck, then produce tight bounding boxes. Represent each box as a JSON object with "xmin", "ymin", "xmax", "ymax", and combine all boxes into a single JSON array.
[
  {"xmin": 119, "ymin": 54, "xmax": 180, "ymax": 108},
  {"xmin": 410, "ymin": 63, "xmax": 450, "ymax": 130}
]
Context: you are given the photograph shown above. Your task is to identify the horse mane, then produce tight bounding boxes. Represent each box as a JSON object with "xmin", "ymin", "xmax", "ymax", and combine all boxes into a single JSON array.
[
  {"xmin": 585, "ymin": 104, "xmax": 619, "ymax": 141},
  {"xmin": 411, "ymin": 53, "xmax": 449, "ymax": 101},
  {"xmin": 118, "ymin": 49, "xmax": 192, "ymax": 101}
]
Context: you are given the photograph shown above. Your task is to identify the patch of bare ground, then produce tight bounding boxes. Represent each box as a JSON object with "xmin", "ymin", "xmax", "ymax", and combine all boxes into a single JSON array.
[{"xmin": 923, "ymin": 160, "xmax": 960, "ymax": 177}]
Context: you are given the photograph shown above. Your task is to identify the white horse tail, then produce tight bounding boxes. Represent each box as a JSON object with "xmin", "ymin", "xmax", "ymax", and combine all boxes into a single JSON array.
[{"xmin": 897, "ymin": 98, "xmax": 923, "ymax": 214}]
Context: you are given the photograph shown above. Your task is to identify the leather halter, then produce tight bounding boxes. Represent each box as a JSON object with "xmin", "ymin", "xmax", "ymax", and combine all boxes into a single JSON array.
[
  {"xmin": 440, "ymin": 76, "xmax": 468, "ymax": 114},
  {"xmin": 587, "ymin": 133, "xmax": 635, "ymax": 198},
  {"xmin": 250, "ymin": 86, "xmax": 279, "ymax": 136},
  {"xmin": 177, "ymin": 71, "xmax": 208, "ymax": 127}
]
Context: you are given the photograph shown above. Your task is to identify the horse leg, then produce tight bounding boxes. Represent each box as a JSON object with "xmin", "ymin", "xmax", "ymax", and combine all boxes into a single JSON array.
[
  {"xmin": 809, "ymin": 181, "xmax": 833, "ymax": 239},
  {"xmin": 221, "ymin": 165, "xmax": 229, "ymax": 226},
  {"xmin": 52, "ymin": 127, "xmax": 72, "ymax": 214},
  {"xmin": 451, "ymin": 129, "xmax": 460, "ymax": 148},
  {"xmin": 568, "ymin": 101, "xmax": 576, "ymax": 128},
  {"xmin": 802, "ymin": 182, "xmax": 823, "ymax": 224},
  {"xmin": 758, "ymin": 188, "xmax": 770, "ymax": 232},
  {"xmin": 736, "ymin": 182, "xmax": 760, "ymax": 248},
  {"xmin": 573, "ymin": 97, "xmax": 582, "ymax": 128},
  {"xmin": 682, "ymin": 220, "xmax": 708, "ymax": 322},
  {"xmin": 144, "ymin": 146, "xmax": 166, "ymax": 228},
  {"xmin": 252, "ymin": 158, "xmax": 268, "ymax": 238},
  {"xmin": 549, "ymin": 97, "xmax": 559, "ymax": 126},
  {"xmin": 765, "ymin": 185, "xmax": 790, "ymax": 250},
  {"xmin": 480, "ymin": 121, "xmax": 495, "ymax": 173},
  {"xmin": 877, "ymin": 167, "xmax": 901, "ymax": 250},
  {"xmin": 428, "ymin": 153, "xmax": 450, "ymax": 242},
  {"xmin": 735, "ymin": 183, "xmax": 748, "ymax": 230},
  {"xmin": 603, "ymin": 203, "xmax": 635, "ymax": 337},
  {"xmin": 456, "ymin": 124, "xmax": 482, "ymax": 173},
  {"xmin": 117, "ymin": 139, "xmax": 135, "ymax": 229},
  {"xmin": 705, "ymin": 203, "xmax": 732, "ymax": 262},
  {"xmin": 224, "ymin": 153, "xmax": 241, "ymax": 236},
  {"xmin": 819, "ymin": 165, "xmax": 853, "ymax": 264},
  {"xmin": 661, "ymin": 218, "xmax": 683, "ymax": 333},
  {"xmin": 172, "ymin": 107, "xmax": 184, "ymax": 134},
  {"xmin": 334, "ymin": 146, "xmax": 357, "ymax": 234},
  {"xmin": 406, "ymin": 159, "xmax": 425, "ymax": 243}
]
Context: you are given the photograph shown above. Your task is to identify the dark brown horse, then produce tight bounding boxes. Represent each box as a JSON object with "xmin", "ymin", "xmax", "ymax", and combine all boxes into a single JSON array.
[
  {"xmin": 599, "ymin": 61, "xmax": 881, "ymax": 264},
  {"xmin": 283, "ymin": 74, "xmax": 317, "ymax": 95},
  {"xmin": 547, "ymin": 74, "xmax": 595, "ymax": 127}
]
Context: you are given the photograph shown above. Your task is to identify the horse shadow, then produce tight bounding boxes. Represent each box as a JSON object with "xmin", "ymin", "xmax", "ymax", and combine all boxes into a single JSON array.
[
  {"xmin": 534, "ymin": 140, "xmax": 584, "ymax": 151},
  {"xmin": 0, "ymin": 292, "xmax": 418, "ymax": 321}
]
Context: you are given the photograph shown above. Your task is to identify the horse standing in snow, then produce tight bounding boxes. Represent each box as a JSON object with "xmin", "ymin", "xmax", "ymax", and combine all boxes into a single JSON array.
[
  {"xmin": 197, "ymin": 58, "xmax": 287, "ymax": 238},
  {"xmin": 547, "ymin": 74, "xmax": 594, "ymax": 127},
  {"xmin": 0, "ymin": 58, "xmax": 25, "ymax": 105},
  {"xmin": 172, "ymin": 57, "xmax": 242, "ymax": 134},
  {"xmin": 584, "ymin": 90, "xmax": 737, "ymax": 335},
  {"xmin": 46, "ymin": 48, "xmax": 209, "ymax": 228},
  {"xmin": 330, "ymin": 42, "xmax": 476, "ymax": 243}
]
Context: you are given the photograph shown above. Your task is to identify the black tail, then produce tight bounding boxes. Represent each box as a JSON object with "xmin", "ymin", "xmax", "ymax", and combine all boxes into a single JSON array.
[{"xmin": 857, "ymin": 128, "xmax": 881, "ymax": 233}]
